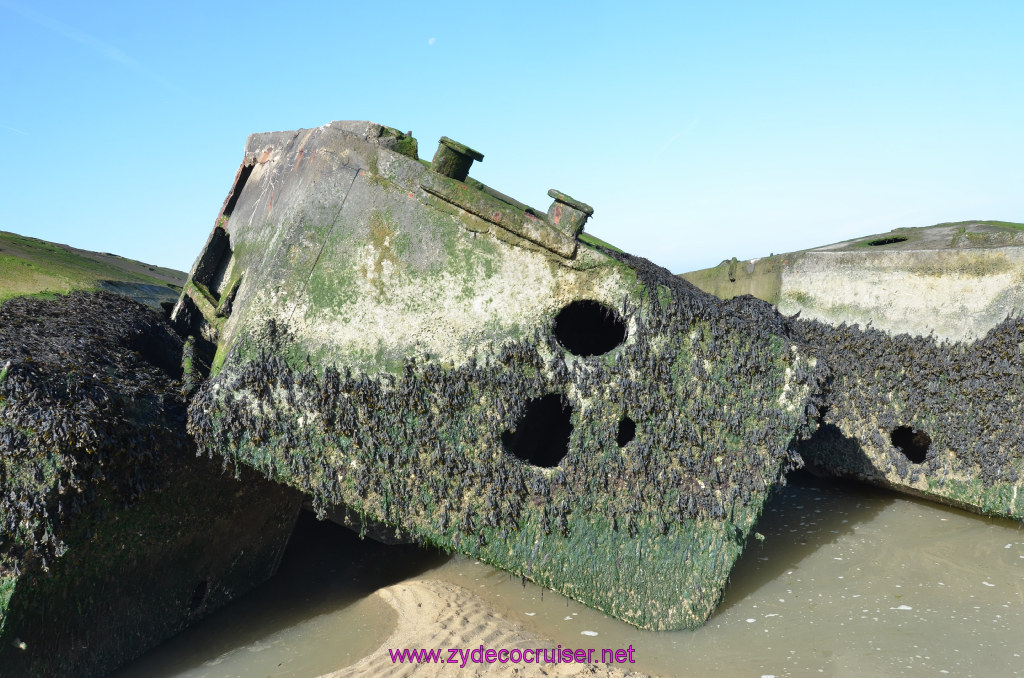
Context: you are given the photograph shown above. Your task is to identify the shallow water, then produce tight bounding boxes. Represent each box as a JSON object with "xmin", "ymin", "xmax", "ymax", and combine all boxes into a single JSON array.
[
  {"xmin": 115, "ymin": 472, "xmax": 1024, "ymax": 677},
  {"xmin": 110, "ymin": 514, "xmax": 446, "ymax": 678}
]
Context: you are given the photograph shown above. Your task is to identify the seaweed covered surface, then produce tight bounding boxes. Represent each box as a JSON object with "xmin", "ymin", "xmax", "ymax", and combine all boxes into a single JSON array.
[
  {"xmin": 189, "ymin": 249, "xmax": 823, "ymax": 630},
  {"xmin": 0, "ymin": 292, "xmax": 300, "ymax": 678},
  {"xmin": 795, "ymin": 317, "xmax": 1024, "ymax": 518}
]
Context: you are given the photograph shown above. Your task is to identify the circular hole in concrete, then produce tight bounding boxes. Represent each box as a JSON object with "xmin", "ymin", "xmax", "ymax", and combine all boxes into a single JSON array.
[
  {"xmin": 553, "ymin": 300, "xmax": 626, "ymax": 357},
  {"xmin": 890, "ymin": 425, "xmax": 931, "ymax": 463},
  {"xmin": 617, "ymin": 415, "xmax": 636, "ymax": 447},
  {"xmin": 501, "ymin": 394, "xmax": 573, "ymax": 467},
  {"xmin": 867, "ymin": 236, "xmax": 908, "ymax": 246}
]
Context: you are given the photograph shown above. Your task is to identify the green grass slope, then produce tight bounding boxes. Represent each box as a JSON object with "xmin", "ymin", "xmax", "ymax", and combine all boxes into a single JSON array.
[{"xmin": 0, "ymin": 231, "xmax": 186, "ymax": 304}]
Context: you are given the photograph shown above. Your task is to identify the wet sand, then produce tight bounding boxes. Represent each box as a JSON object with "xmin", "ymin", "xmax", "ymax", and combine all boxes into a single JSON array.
[
  {"xmin": 115, "ymin": 472, "xmax": 1024, "ymax": 678},
  {"xmin": 336, "ymin": 579, "xmax": 651, "ymax": 678}
]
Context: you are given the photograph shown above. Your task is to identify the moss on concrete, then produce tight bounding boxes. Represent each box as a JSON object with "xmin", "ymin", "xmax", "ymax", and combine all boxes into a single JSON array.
[
  {"xmin": 795, "ymin": 318, "xmax": 1024, "ymax": 520},
  {"xmin": 681, "ymin": 220, "xmax": 1024, "ymax": 519},
  {"xmin": 679, "ymin": 254, "xmax": 787, "ymax": 304},
  {"xmin": 579, "ymin": 231, "xmax": 624, "ymax": 254}
]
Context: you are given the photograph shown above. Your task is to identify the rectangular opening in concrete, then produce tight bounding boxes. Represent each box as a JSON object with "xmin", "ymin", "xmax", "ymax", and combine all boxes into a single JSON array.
[{"xmin": 222, "ymin": 163, "xmax": 255, "ymax": 217}]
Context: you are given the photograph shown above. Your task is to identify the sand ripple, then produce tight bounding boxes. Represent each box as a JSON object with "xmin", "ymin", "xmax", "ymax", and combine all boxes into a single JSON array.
[{"xmin": 329, "ymin": 579, "xmax": 654, "ymax": 677}]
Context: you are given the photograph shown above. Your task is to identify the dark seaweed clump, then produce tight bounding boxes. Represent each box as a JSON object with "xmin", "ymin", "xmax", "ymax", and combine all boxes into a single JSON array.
[
  {"xmin": 795, "ymin": 317, "xmax": 1024, "ymax": 489},
  {"xmin": 0, "ymin": 292, "xmax": 188, "ymax": 572}
]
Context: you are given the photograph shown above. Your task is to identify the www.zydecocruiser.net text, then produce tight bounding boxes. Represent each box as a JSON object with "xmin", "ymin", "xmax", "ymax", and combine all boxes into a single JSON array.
[{"xmin": 388, "ymin": 645, "xmax": 637, "ymax": 667}]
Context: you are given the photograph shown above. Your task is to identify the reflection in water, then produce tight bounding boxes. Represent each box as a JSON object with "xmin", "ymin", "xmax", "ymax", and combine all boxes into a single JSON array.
[
  {"xmin": 119, "ymin": 472, "xmax": 1024, "ymax": 677},
  {"xmin": 715, "ymin": 471, "xmax": 893, "ymax": 613}
]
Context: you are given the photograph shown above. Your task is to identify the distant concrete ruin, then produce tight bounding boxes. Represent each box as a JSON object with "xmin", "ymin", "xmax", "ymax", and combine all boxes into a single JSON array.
[
  {"xmin": 683, "ymin": 224, "xmax": 1024, "ymax": 521},
  {"xmin": 681, "ymin": 222, "xmax": 1024, "ymax": 342}
]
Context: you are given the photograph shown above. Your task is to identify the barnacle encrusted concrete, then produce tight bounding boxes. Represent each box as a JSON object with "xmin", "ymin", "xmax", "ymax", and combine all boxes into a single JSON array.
[
  {"xmin": 0, "ymin": 293, "xmax": 302, "ymax": 678},
  {"xmin": 176, "ymin": 120, "xmax": 823, "ymax": 631},
  {"xmin": 793, "ymin": 318, "xmax": 1024, "ymax": 520},
  {"xmin": 680, "ymin": 225, "xmax": 1024, "ymax": 520}
]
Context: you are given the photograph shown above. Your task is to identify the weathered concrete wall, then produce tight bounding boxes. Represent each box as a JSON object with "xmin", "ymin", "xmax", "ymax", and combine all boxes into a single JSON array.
[
  {"xmin": 0, "ymin": 292, "xmax": 301, "ymax": 677},
  {"xmin": 177, "ymin": 122, "xmax": 630, "ymax": 376},
  {"xmin": 681, "ymin": 222, "xmax": 1024, "ymax": 342},
  {"xmin": 178, "ymin": 121, "xmax": 823, "ymax": 630},
  {"xmin": 678, "ymin": 254, "xmax": 787, "ymax": 305},
  {"xmin": 776, "ymin": 247, "xmax": 1024, "ymax": 342},
  {"xmin": 96, "ymin": 280, "xmax": 181, "ymax": 310}
]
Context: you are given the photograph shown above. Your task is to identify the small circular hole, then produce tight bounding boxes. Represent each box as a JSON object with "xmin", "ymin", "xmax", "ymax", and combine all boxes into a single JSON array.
[
  {"xmin": 501, "ymin": 394, "xmax": 574, "ymax": 467},
  {"xmin": 890, "ymin": 425, "xmax": 930, "ymax": 463}
]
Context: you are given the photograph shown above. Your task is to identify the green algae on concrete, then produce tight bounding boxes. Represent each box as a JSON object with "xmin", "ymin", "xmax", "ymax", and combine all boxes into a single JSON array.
[
  {"xmin": 177, "ymin": 120, "xmax": 823, "ymax": 630},
  {"xmin": 679, "ymin": 254, "xmax": 788, "ymax": 305},
  {"xmin": 0, "ymin": 292, "xmax": 302, "ymax": 677}
]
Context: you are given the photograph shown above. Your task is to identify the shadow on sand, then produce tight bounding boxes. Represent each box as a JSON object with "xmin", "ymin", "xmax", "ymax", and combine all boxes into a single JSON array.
[{"xmin": 111, "ymin": 511, "xmax": 450, "ymax": 677}]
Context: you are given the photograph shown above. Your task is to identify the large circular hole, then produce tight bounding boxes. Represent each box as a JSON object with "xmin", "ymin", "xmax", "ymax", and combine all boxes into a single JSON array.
[
  {"xmin": 868, "ymin": 236, "xmax": 908, "ymax": 246},
  {"xmin": 501, "ymin": 394, "xmax": 573, "ymax": 467},
  {"xmin": 553, "ymin": 300, "xmax": 626, "ymax": 357},
  {"xmin": 890, "ymin": 425, "xmax": 930, "ymax": 463},
  {"xmin": 616, "ymin": 415, "xmax": 635, "ymax": 447}
]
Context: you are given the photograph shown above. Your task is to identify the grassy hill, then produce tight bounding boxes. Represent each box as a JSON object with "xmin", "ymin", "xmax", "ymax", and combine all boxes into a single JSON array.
[{"xmin": 0, "ymin": 231, "xmax": 186, "ymax": 306}]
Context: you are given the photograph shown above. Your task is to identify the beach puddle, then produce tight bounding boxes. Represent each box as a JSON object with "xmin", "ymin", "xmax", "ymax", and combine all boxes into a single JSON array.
[{"xmin": 117, "ymin": 472, "xmax": 1024, "ymax": 677}]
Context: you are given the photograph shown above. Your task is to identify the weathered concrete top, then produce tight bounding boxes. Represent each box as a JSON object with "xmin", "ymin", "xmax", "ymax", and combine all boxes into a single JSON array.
[
  {"xmin": 680, "ymin": 221, "xmax": 1024, "ymax": 342},
  {"xmin": 174, "ymin": 121, "xmax": 621, "ymax": 376},
  {"xmin": 812, "ymin": 222, "xmax": 1024, "ymax": 252}
]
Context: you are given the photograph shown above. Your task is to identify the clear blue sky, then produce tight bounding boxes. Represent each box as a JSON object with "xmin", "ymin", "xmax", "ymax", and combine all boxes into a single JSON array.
[{"xmin": 2, "ymin": 1, "xmax": 1021, "ymax": 274}]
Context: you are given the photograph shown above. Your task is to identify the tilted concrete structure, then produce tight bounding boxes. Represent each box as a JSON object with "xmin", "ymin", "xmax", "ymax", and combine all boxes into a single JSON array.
[{"xmin": 174, "ymin": 120, "xmax": 821, "ymax": 630}]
